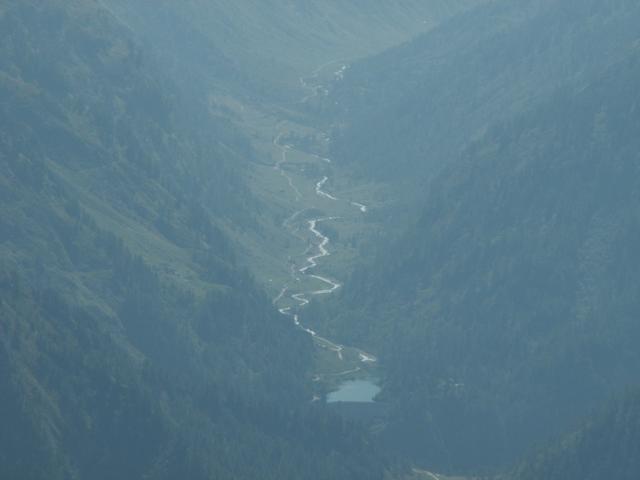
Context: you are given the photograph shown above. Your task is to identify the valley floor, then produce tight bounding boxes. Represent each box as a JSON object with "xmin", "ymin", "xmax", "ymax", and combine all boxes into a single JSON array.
[{"xmin": 213, "ymin": 63, "xmax": 387, "ymax": 395}]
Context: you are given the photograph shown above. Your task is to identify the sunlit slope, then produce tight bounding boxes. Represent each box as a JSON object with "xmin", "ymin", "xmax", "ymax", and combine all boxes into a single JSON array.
[
  {"xmin": 0, "ymin": 0, "xmax": 254, "ymax": 294},
  {"xmin": 0, "ymin": 2, "xmax": 386, "ymax": 478}
]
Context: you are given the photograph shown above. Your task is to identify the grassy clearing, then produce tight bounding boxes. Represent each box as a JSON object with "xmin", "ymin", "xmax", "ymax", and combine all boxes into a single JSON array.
[{"xmin": 216, "ymin": 93, "xmax": 386, "ymax": 299}]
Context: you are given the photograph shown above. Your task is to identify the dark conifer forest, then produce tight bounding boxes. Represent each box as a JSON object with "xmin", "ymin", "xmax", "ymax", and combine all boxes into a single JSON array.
[{"xmin": 2, "ymin": 1, "xmax": 640, "ymax": 479}]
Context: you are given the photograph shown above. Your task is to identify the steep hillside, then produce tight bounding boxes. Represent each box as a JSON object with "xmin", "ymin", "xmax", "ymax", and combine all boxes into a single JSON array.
[
  {"xmin": 0, "ymin": 1, "xmax": 386, "ymax": 478},
  {"xmin": 317, "ymin": 44, "xmax": 640, "ymax": 472},
  {"xmin": 101, "ymin": 0, "xmax": 482, "ymax": 101},
  {"xmin": 9, "ymin": 0, "xmax": 640, "ymax": 478},
  {"xmin": 509, "ymin": 390, "xmax": 640, "ymax": 480},
  {"xmin": 329, "ymin": 0, "xmax": 640, "ymax": 185}
]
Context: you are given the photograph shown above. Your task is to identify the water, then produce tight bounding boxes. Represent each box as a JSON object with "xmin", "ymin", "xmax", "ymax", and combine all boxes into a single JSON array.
[{"xmin": 326, "ymin": 379, "xmax": 381, "ymax": 403}]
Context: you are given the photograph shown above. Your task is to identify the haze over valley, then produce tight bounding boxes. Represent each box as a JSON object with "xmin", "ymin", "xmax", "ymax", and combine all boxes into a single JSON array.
[{"xmin": 2, "ymin": 1, "xmax": 640, "ymax": 479}]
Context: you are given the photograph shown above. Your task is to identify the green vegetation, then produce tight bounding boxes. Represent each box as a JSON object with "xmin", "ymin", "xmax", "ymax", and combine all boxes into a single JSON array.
[
  {"xmin": 0, "ymin": 1, "xmax": 401, "ymax": 478},
  {"xmin": 508, "ymin": 390, "xmax": 640, "ymax": 480},
  {"xmin": 102, "ymin": 0, "xmax": 481, "ymax": 102},
  {"xmin": 330, "ymin": 0, "xmax": 640, "ymax": 186},
  {"xmin": 4, "ymin": 0, "xmax": 640, "ymax": 478},
  {"xmin": 315, "ymin": 0, "xmax": 640, "ymax": 474}
]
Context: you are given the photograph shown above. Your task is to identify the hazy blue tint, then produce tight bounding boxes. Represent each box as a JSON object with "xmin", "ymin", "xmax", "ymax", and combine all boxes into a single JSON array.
[{"xmin": 4, "ymin": 1, "xmax": 640, "ymax": 479}]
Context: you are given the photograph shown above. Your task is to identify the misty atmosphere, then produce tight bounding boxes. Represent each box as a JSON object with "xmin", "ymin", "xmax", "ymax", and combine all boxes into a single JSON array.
[{"xmin": 2, "ymin": 1, "xmax": 640, "ymax": 479}]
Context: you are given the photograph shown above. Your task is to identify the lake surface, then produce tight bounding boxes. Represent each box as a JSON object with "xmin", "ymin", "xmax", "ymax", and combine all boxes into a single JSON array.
[{"xmin": 326, "ymin": 379, "xmax": 381, "ymax": 403}]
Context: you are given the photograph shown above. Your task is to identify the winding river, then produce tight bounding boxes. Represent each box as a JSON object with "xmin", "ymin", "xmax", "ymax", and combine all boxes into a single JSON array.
[{"xmin": 271, "ymin": 66, "xmax": 378, "ymax": 375}]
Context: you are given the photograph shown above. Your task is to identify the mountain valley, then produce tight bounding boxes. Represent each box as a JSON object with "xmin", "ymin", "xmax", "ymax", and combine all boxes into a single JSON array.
[{"xmin": 2, "ymin": 1, "xmax": 640, "ymax": 479}]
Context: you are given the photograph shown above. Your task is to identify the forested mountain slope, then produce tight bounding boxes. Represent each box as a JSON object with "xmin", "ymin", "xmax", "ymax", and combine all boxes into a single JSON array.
[
  {"xmin": 8, "ymin": 0, "xmax": 640, "ymax": 478},
  {"xmin": 329, "ymin": 0, "xmax": 640, "ymax": 185},
  {"xmin": 0, "ymin": 1, "xmax": 385, "ymax": 478},
  {"xmin": 101, "ymin": 0, "xmax": 482, "ymax": 101},
  {"xmin": 509, "ymin": 390, "xmax": 640, "ymax": 480},
  {"xmin": 320, "ymin": 44, "xmax": 640, "ymax": 472}
]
